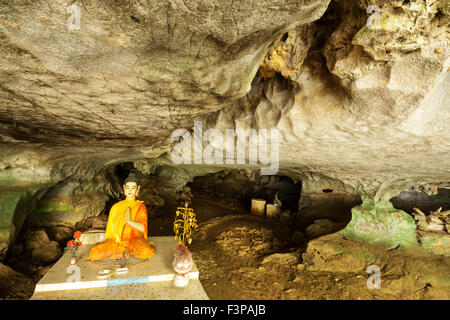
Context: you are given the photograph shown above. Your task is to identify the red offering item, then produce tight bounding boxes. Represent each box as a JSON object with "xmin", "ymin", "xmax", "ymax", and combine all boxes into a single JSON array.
[
  {"xmin": 65, "ymin": 231, "xmax": 83, "ymax": 258},
  {"xmin": 67, "ymin": 240, "xmax": 76, "ymax": 248}
]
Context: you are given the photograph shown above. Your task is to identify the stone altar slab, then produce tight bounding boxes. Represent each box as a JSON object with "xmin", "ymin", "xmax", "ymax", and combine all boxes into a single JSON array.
[{"xmin": 30, "ymin": 234, "xmax": 208, "ymax": 300}]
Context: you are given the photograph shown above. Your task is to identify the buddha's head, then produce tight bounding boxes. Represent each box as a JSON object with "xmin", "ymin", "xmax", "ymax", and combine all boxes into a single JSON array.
[{"xmin": 123, "ymin": 171, "xmax": 141, "ymax": 200}]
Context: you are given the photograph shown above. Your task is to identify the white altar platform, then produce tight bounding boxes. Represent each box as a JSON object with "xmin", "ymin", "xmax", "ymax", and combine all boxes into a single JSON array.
[{"xmin": 31, "ymin": 232, "xmax": 209, "ymax": 300}]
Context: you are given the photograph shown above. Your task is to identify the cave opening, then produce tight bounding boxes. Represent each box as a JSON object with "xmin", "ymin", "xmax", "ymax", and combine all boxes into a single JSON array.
[
  {"xmin": 99, "ymin": 166, "xmax": 305, "ymax": 237},
  {"xmin": 187, "ymin": 170, "xmax": 302, "ymax": 220}
]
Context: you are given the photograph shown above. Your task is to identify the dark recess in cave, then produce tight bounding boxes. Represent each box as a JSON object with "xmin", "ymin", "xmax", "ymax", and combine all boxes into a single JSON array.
[
  {"xmin": 310, "ymin": 0, "xmax": 341, "ymax": 51},
  {"xmin": 390, "ymin": 188, "xmax": 450, "ymax": 214},
  {"xmin": 101, "ymin": 162, "xmax": 135, "ymax": 216},
  {"xmin": 188, "ymin": 170, "xmax": 301, "ymax": 214}
]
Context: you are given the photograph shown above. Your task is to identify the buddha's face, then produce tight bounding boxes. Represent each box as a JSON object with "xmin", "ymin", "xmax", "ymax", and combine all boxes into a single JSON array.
[{"xmin": 123, "ymin": 182, "xmax": 140, "ymax": 199}]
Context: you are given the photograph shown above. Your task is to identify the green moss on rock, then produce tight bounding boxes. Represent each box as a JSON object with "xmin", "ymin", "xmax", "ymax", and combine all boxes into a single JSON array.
[
  {"xmin": 36, "ymin": 200, "xmax": 76, "ymax": 214},
  {"xmin": 339, "ymin": 197, "xmax": 418, "ymax": 249}
]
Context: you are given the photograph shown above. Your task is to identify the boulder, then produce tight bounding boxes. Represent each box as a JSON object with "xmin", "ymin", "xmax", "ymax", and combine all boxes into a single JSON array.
[
  {"xmin": 31, "ymin": 243, "xmax": 63, "ymax": 264},
  {"xmin": 261, "ymin": 253, "xmax": 299, "ymax": 267},
  {"xmin": 0, "ymin": 263, "xmax": 34, "ymax": 299},
  {"xmin": 45, "ymin": 226, "xmax": 73, "ymax": 243},
  {"xmin": 306, "ymin": 219, "xmax": 343, "ymax": 238},
  {"xmin": 24, "ymin": 229, "xmax": 63, "ymax": 264}
]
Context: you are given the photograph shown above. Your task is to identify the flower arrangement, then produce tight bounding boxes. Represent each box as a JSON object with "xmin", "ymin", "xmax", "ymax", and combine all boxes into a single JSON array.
[
  {"xmin": 173, "ymin": 203, "xmax": 197, "ymax": 287},
  {"xmin": 65, "ymin": 231, "xmax": 82, "ymax": 258}
]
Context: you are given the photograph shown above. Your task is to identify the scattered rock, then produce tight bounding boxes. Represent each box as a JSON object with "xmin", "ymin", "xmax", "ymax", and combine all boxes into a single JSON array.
[
  {"xmin": 301, "ymin": 233, "xmax": 381, "ymax": 272},
  {"xmin": 253, "ymin": 243, "xmax": 271, "ymax": 252},
  {"xmin": 261, "ymin": 253, "xmax": 299, "ymax": 267},
  {"xmin": 306, "ymin": 219, "xmax": 343, "ymax": 238},
  {"xmin": 413, "ymin": 207, "xmax": 450, "ymax": 234},
  {"xmin": 296, "ymin": 264, "xmax": 306, "ymax": 272}
]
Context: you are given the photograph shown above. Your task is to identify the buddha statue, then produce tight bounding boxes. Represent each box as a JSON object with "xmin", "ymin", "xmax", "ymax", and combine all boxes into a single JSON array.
[{"xmin": 89, "ymin": 171, "xmax": 156, "ymax": 261}]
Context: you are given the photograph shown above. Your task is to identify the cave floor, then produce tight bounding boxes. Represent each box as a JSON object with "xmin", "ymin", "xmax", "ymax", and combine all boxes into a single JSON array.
[
  {"xmin": 3, "ymin": 206, "xmax": 449, "ymax": 300},
  {"xmin": 189, "ymin": 214, "xmax": 450, "ymax": 300}
]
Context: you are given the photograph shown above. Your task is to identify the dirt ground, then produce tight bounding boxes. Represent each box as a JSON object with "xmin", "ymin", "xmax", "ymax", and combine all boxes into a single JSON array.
[{"xmin": 189, "ymin": 214, "xmax": 450, "ymax": 300}]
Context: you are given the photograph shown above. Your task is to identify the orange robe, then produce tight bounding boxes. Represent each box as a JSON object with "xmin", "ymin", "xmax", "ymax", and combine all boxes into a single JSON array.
[{"xmin": 89, "ymin": 199, "xmax": 155, "ymax": 261}]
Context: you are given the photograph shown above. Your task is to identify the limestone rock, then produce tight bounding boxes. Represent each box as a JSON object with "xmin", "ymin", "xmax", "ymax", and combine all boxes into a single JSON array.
[
  {"xmin": 259, "ymin": 24, "xmax": 315, "ymax": 82},
  {"xmin": 306, "ymin": 219, "xmax": 343, "ymax": 238},
  {"xmin": 261, "ymin": 252, "xmax": 299, "ymax": 267},
  {"xmin": 253, "ymin": 242, "xmax": 271, "ymax": 253},
  {"xmin": 45, "ymin": 226, "xmax": 73, "ymax": 243},
  {"xmin": 296, "ymin": 263, "xmax": 306, "ymax": 272},
  {"xmin": 147, "ymin": 194, "xmax": 165, "ymax": 209},
  {"xmin": 0, "ymin": 0, "xmax": 331, "ymax": 146},
  {"xmin": 416, "ymin": 230, "xmax": 450, "ymax": 257},
  {"xmin": 24, "ymin": 229, "xmax": 50, "ymax": 251},
  {"xmin": 24, "ymin": 229, "xmax": 63, "ymax": 264},
  {"xmin": 31, "ymin": 242, "xmax": 63, "ymax": 264},
  {"xmin": 27, "ymin": 181, "xmax": 108, "ymax": 228},
  {"xmin": 353, "ymin": 1, "xmax": 447, "ymax": 62},
  {"xmin": 92, "ymin": 215, "xmax": 109, "ymax": 230},
  {"xmin": 301, "ymin": 233, "xmax": 384, "ymax": 272},
  {"xmin": 0, "ymin": 263, "xmax": 34, "ymax": 299}
]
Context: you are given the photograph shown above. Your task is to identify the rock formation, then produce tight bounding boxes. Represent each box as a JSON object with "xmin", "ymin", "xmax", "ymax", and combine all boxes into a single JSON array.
[{"xmin": 0, "ymin": 0, "xmax": 449, "ymax": 263}]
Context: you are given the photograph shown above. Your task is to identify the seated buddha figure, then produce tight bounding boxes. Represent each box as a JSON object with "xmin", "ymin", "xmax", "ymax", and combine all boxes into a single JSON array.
[{"xmin": 89, "ymin": 172, "xmax": 156, "ymax": 261}]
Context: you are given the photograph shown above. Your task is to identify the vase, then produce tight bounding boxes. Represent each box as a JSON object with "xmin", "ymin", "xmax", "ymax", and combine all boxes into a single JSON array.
[
  {"xmin": 172, "ymin": 244, "xmax": 193, "ymax": 287},
  {"xmin": 172, "ymin": 258, "xmax": 193, "ymax": 287},
  {"xmin": 70, "ymin": 256, "xmax": 77, "ymax": 265},
  {"xmin": 173, "ymin": 272, "xmax": 190, "ymax": 287}
]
